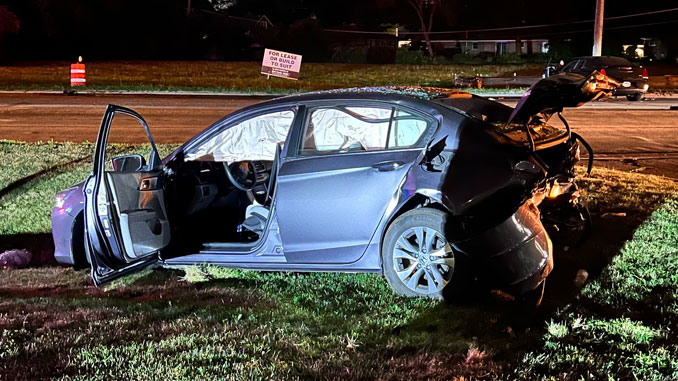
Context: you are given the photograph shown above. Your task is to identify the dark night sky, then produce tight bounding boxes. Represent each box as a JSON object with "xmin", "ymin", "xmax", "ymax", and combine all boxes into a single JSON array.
[
  {"xmin": 231, "ymin": 0, "xmax": 677, "ymax": 32},
  {"xmin": 1, "ymin": 0, "xmax": 676, "ymax": 60}
]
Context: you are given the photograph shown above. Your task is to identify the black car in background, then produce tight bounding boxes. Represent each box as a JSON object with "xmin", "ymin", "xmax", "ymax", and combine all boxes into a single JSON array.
[{"xmin": 555, "ymin": 56, "xmax": 649, "ymax": 101}]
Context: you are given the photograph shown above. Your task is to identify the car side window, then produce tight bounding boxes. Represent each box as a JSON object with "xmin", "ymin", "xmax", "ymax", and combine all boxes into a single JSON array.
[
  {"xmin": 572, "ymin": 59, "xmax": 585, "ymax": 72},
  {"xmin": 561, "ymin": 60, "xmax": 577, "ymax": 73},
  {"xmin": 388, "ymin": 109, "xmax": 429, "ymax": 148},
  {"xmin": 185, "ymin": 109, "xmax": 296, "ymax": 163},
  {"xmin": 578, "ymin": 59, "xmax": 591, "ymax": 71},
  {"xmin": 301, "ymin": 106, "xmax": 391, "ymax": 155},
  {"xmin": 300, "ymin": 106, "xmax": 430, "ymax": 156}
]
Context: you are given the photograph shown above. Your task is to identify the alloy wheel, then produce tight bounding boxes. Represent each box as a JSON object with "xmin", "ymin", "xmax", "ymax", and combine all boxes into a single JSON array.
[{"xmin": 392, "ymin": 226, "xmax": 455, "ymax": 294}]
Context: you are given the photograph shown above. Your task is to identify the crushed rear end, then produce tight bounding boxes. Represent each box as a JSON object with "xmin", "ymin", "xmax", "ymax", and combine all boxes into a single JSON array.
[{"xmin": 433, "ymin": 72, "xmax": 617, "ymax": 295}]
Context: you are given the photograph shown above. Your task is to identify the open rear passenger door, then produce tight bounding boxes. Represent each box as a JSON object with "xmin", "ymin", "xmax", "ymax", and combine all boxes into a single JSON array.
[{"xmin": 83, "ymin": 105, "xmax": 170, "ymax": 286}]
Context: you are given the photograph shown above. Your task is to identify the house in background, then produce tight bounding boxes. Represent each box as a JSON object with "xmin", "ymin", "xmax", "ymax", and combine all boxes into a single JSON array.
[
  {"xmin": 622, "ymin": 38, "xmax": 667, "ymax": 60},
  {"xmin": 326, "ymin": 25, "xmax": 399, "ymax": 63},
  {"xmin": 427, "ymin": 39, "xmax": 549, "ymax": 56},
  {"xmin": 227, "ymin": 14, "xmax": 275, "ymax": 31}
]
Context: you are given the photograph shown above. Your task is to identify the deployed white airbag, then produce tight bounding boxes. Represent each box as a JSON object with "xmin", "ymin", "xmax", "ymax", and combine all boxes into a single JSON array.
[
  {"xmin": 309, "ymin": 107, "xmax": 391, "ymax": 151},
  {"xmin": 186, "ymin": 110, "xmax": 295, "ymax": 163}
]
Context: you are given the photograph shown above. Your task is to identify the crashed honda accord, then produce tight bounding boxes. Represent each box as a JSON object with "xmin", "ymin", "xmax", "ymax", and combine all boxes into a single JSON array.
[{"xmin": 52, "ymin": 72, "xmax": 617, "ymax": 299}]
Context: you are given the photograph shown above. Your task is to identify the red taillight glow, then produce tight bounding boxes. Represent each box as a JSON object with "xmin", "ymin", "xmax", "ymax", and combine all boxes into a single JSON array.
[
  {"xmin": 600, "ymin": 68, "xmax": 607, "ymax": 76},
  {"xmin": 642, "ymin": 68, "xmax": 649, "ymax": 79}
]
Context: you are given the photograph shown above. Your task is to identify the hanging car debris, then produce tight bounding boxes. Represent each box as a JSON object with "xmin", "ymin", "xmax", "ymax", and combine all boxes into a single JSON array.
[{"xmin": 51, "ymin": 71, "xmax": 617, "ymax": 300}]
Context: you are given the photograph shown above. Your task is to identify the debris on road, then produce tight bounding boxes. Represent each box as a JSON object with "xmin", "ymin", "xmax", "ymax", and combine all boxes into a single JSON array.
[
  {"xmin": 622, "ymin": 158, "xmax": 641, "ymax": 167},
  {"xmin": 602, "ymin": 212, "xmax": 627, "ymax": 218}
]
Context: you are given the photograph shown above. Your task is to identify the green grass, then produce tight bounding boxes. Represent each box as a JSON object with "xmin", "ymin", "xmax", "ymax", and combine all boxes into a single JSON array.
[
  {"xmin": 0, "ymin": 141, "xmax": 177, "ymax": 234},
  {"xmin": 583, "ymin": 198, "xmax": 678, "ymax": 310},
  {"xmin": 0, "ymin": 267, "xmax": 495, "ymax": 380},
  {"xmin": 0, "ymin": 61, "xmax": 542, "ymax": 94},
  {"xmin": 1, "ymin": 140, "xmax": 678, "ymax": 379},
  {"xmin": 518, "ymin": 196, "xmax": 678, "ymax": 380}
]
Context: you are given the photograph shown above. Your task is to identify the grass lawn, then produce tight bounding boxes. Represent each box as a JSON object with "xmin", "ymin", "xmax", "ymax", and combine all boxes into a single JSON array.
[
  {"xmin": 1, "ymin": 141, "xmax": 678, "ymax": 379},
  {"xmin": 0, "ymin": 61, "xmax": 541, "ymax": 94}
]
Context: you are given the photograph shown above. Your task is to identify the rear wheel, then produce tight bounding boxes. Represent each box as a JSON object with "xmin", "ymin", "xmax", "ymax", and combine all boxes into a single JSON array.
[
  {"xmin": 382, "ymin": 208, "xmax": 468, "ymax": 300},
  {"xmin": 626, "ymin": 93, "xmax": 643, "ymax": 101}
]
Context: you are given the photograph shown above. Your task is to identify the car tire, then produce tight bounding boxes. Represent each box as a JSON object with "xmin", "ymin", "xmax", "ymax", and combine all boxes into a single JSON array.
[
  {"xmin": 626, "ymin": 93, "xmax": 643, "ymax": 101},
  {"xmin": 381, "ymin": 208, "xmax": 472, "ymax": 300}
]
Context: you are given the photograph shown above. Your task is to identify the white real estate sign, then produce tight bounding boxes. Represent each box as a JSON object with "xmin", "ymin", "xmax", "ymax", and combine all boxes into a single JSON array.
[{"xmin": 261, "ymin": 49, "xmax": 302, "ymax": 80}]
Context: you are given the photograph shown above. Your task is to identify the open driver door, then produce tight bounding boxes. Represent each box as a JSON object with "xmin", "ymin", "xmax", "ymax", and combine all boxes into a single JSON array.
[{"xmin": 83, "ymin": 105, "xmax": 170, "ymax": 286}]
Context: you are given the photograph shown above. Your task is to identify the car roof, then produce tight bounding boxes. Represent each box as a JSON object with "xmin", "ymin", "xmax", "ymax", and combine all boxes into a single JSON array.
[
  {"xmin": 253, "ymin": 86, "xmax": 475, "ymax": 108},
  {"xmin": 572, "ymin": 56, "xmax": 633, "ymax": 62},
  {"xmin": 169, "ymin": 86, "xmax": 481, "ymax": 163}
]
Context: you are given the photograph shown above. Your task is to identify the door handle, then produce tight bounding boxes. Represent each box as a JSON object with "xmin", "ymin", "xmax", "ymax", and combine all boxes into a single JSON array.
[
  {"xmin": 139, "ymin": 177, "xmax": 158, "ymax": 191},
  {"xmin": 371, "ymin": 161, "xmax": 404, "ymax": 172}
]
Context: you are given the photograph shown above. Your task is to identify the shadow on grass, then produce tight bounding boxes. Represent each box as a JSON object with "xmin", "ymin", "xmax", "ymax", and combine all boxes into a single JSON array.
[
  {"xmin": 0, "ymin": 233, "xmax": 56, "ymax": 266},
  {"xmin": 374, "ymin": 208, "xmax": 653, "ymax": 379},
  {"xmin": 0, "ymin": 156, "xmax": 90, "ymax": 199},
  {"xmin": 0, "ymin": 267, "xmax": 263, "ymax": 311},
  {"xmin": 402, "ymin": 211, "xmax": 649, "ymax": 371}
]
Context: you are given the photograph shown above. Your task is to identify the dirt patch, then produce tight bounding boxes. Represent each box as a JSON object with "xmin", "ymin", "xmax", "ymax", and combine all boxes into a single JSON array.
[
  {"xmin": 0, "ymin": 272, "xmax": 264, "ymax": 310},
  {"xmin": 379, "ymin": 350, "xmax": 501, "ymax": 380},
  {"xmin": 593, "ymin": 158, "xmax": 678, "ymax": 180}
]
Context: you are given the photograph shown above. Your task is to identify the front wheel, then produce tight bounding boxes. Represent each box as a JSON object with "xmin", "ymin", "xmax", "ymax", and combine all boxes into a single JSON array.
[{"xmin": 382, "ymin": 208, "xmax": 469, "ymax": 300}]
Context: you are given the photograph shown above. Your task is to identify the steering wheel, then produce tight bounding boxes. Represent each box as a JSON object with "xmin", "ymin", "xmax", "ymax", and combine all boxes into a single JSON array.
[{"xmin": 223, "ymin": 160, "xmax": 258, "ymax": 191}]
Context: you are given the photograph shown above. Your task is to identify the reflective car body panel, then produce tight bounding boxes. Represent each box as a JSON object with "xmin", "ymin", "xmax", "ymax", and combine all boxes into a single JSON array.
[
  {"xmin": 276, "ymin": 149, "xmax": 421, "ymax": 264},
  {"xmin": 51, "ymin": 184, "xmax": 85, "ymax": 267}
]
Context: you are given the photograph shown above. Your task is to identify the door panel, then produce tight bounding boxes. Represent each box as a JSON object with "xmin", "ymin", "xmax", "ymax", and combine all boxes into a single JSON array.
[
  {"xmin": 106, "ymin": 172, "xmax": 170, "ymax": 259},
  {"xmin": 276, "ymin": 149, "xmax": 421, "ymax": 264}
]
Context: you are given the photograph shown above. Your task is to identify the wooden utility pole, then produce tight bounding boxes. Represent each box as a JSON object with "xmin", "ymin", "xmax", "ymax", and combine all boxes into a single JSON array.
[
  {"xmin": 187, "ymin": 0, "xmax": 191, "ymax": 16},
  {"xmin": 592, "ymin": 0, "xmax": 604, "ymax": 56}
]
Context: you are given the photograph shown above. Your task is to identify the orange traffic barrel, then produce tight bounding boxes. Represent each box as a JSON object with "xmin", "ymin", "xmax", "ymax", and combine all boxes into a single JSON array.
[{"xmin": 70, "ymin": 61, "xmax": 86, "ymax": 87}]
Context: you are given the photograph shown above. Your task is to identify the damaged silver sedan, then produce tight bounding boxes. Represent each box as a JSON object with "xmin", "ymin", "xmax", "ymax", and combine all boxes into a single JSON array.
[{"xmin": 51, "ymin": 72, "xmax": 617, "ymax": 299}]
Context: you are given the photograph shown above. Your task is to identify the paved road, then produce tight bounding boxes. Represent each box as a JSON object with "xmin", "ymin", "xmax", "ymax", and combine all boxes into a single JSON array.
[{"xmin": 1, "ymin": 93, "xmax": 677, "ymax": 178}]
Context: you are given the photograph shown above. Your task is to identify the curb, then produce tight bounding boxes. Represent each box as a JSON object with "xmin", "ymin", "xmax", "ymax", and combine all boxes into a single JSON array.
[
  {"xmin": 0, "ymin": 89, "xmax": 527, "ymax": 99},
  {"xmin": 0, "ymin": 89, "xmax": 675, "ymax": 101},
  {"xmin": 0, "ymin": 89, "xmax": 280, "ymax": 98}
]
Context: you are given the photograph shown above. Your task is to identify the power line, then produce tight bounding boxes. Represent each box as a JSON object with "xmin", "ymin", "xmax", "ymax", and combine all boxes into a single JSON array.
[
  {"xmin": 606, "ymin": 7, "xmax": 678, "ymax": 21},
  {"xmin": 323, "ymin": 7, "xmax": 678, "ymax": 36},
  {"xmin": 516, "ymin": 19, "xmax": 678, "ymax": 39},
  {"xmin": 324, "ymin": 29, "xmax": 393, "ymax": 35}
]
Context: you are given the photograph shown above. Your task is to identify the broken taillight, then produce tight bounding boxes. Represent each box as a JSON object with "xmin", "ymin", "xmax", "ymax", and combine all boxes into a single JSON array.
[{"xmin": 642, "ymin": 68, "xmax": 649, "ymax": 79}]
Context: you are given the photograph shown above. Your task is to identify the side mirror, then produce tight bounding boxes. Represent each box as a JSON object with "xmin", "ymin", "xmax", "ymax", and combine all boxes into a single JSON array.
[{"xmin": 111, "ymin": 154, "xmax": 146, "ymax": 172}]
